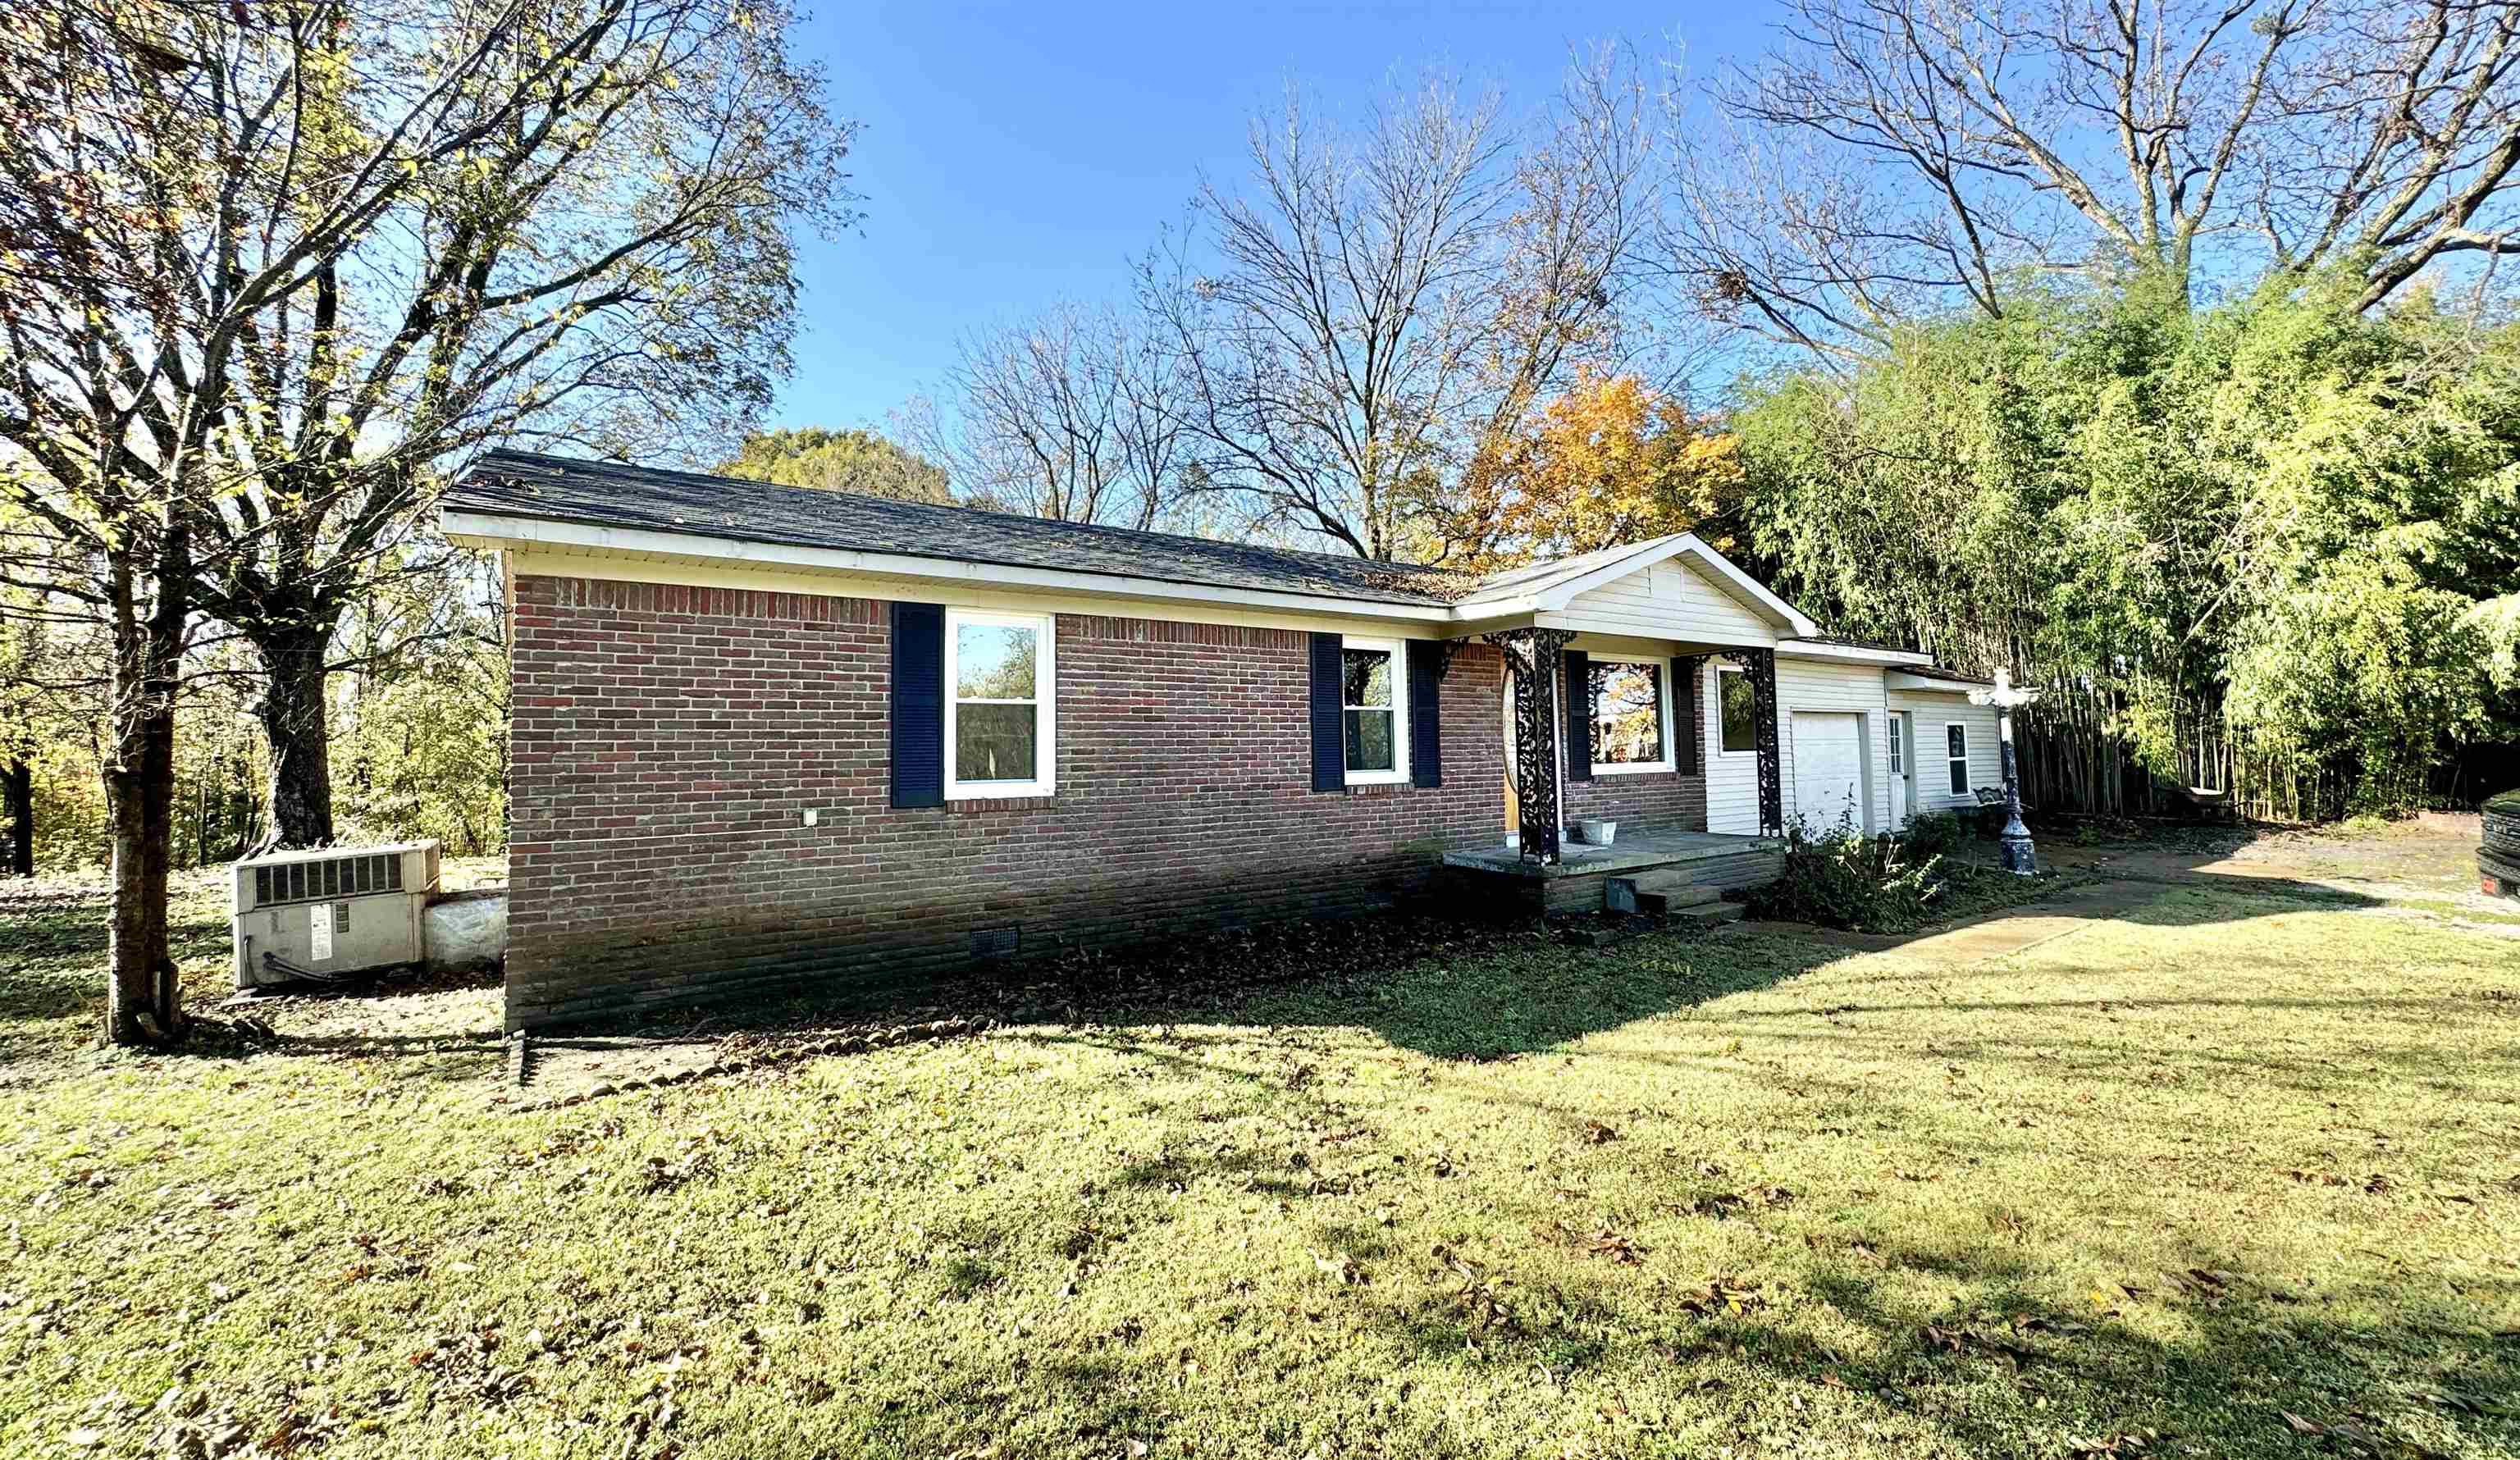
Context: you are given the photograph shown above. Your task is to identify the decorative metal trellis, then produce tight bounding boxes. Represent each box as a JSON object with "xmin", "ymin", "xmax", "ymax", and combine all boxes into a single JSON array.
[
  {"xmin": 1722, "ymin": 647, "xmax": 1784, "ymax": 837},
  {"xmin": 1484, "ymin": 627, "xmax": 1577, "ymax": 864}
]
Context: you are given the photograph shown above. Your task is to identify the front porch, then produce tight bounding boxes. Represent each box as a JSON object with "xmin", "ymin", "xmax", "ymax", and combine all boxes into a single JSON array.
[{"xmin": 1440, "ymin": 827, "xmax": 1787, "ymax": 917}]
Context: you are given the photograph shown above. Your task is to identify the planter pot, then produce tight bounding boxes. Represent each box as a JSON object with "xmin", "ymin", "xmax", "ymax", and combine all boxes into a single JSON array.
[{"xmin": 1573, "ymin": 818, "xmax": 1618, "ymax": 846}]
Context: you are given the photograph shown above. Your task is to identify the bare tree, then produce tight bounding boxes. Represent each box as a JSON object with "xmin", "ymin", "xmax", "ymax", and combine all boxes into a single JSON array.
[
  {"xmin": 1141, "ymin": 78, "xmax": 1508, "ymax": 559},
  {"xmin": 1144, "ymin": 52, "xmax": 1669, "ymax": 561},
  {"xmin": 2275, "ymin": 0, "xmax": 2520, "ymax": 307},
  {"xmin": 911, "ymin": 302, "xmax": 1189, "ymax": 527},
  {"xmin": 0, "ymin": 0, "xmax": 852, "ymax": 1041},
  {"xmin": 1668, "ymin": 0, "xmax": 2520, "ymax": 355},
  {"xmin": 1480, "ymin": 44, "xmax": 1671, "ymax": 442},
  {"xmin": 180, "ymin": 0, "xmax": 855, "ymax": 850}
]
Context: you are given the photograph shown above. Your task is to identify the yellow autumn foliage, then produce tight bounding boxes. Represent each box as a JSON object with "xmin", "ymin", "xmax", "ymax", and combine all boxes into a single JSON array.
[{"xmin": 1440, "ymin": 371, "xmax": 1744, "ymax": 573}]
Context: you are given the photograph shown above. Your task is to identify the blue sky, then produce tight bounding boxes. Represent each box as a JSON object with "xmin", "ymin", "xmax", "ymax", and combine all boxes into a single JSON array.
[{"xmin": 774, "ymin": 2, "xmax": 1776, "ymax": 432}]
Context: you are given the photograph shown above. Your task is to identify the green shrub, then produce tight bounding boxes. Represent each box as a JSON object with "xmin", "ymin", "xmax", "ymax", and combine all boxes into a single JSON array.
[
  {"xmin": 1746, "ymin": 817, "xmax": 1947, "ymax": 933},
  {"xmin": 1898, "ymin": 810, "xmax": 1970, "ymax": 858}
]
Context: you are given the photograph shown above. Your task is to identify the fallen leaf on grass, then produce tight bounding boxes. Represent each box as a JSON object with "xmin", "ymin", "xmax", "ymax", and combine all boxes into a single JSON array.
[
  {"xmin": 2276, "ymin": 1411, "xmax": 2446, "ymax": 1458},
  {"xmin": 1676, "ymin": 1277, "xmax": 1764, "ymax": 1318},
  {"xmin": 2068, "ymin": 1430, "xmax": 2167, "ymax": 1456},
  {"xmin": 2163, "ymin": 1268, "xmax": 2230, "ymax": 1303},
  {"xmin": 1583, "ymin": 1230, "xmax": 1649, "ymax": 1265},
  {"xmin": 1687, "ymin": 1186, "xmax": 1795, "ymax": 1220},
  {"xmin": 2420, "ymin": 1390, "xmax": 2511, "ymax": 1418},
  {"xmin": 1917, "ymin": 1322, "xmax": 2041, "ymax": 1368},
  {"xmin": 2009, "ymin": 1312, "xmax": 2089, "ymax": 1335},
  {"xmin": 1311, "ymin": 1252, "xmax": 1367, "ymax": 1286}
]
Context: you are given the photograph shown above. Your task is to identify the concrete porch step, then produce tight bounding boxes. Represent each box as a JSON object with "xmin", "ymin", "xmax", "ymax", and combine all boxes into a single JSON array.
[
  {"xmin": 1611, "ymin": 870, "xmax": 1728, "ymax": 917},
  {"xmin": 1666, "ymin": 900, "xmax": 1745, "ymax": 928}
]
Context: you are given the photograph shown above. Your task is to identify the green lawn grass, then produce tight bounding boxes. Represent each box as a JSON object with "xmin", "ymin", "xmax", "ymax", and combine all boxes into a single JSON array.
[{"xmin": 0, "ymin": 846, "xmax": 2513, "ymax": 1458}]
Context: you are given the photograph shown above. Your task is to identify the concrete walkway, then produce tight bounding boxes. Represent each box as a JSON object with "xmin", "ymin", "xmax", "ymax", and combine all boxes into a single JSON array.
[
  {"xmin": 1730, "ymin": 876, "xmax": 2157, "ymax": 961},
  {"xmin": 1728, "ymin": 838, "xmax": 2389, "ymax": 963}
]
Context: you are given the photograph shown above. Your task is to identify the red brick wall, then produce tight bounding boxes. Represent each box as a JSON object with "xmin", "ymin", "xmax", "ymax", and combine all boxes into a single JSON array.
[{"xmin": 505, "ymin": 576, "xmax": 1524, "ymax": 1028}]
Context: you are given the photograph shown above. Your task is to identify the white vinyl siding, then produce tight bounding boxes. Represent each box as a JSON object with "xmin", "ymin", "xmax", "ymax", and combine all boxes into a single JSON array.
[
  {"xmin": 1704, "ymin": 661, "xmax": 1761, "ymax": 834},
  {"xmin": 1886, "ymin": 690, "xmax": 2002, "ymax": 812},
  {"xmin": 1704, "ymin": 656, "xmax": 1899, "ymax": 836},
  {"xmin": 1776, "ymin": 658, "xmax": 1892, "ymax": 836},
  {"xmin": 1557, "ymin": 559, "xmax": 1779, "ymax": 644}
]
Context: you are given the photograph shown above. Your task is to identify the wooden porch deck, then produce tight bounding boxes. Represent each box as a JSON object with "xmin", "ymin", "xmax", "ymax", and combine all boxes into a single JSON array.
[{"xmin": 1439, "ymin": 828, "xmax": 1787, "ymax": 917}]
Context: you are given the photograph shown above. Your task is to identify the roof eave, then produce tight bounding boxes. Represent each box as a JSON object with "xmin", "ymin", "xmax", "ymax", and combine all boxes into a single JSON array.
[
  {"xmin": 442, "ymin": 507, "xmax": 1460, "ymax": 623},
  {"xmin": 1454, "ymin": 533, "xmax": 1821, "ymax": 636},
  {"xmin": 1784, "ymin": 638, "xmax": 1935, "ymax": 667},
  {"xmin": 1884, "ymin": 666, "xmax": 2006, "ymax": 689}
]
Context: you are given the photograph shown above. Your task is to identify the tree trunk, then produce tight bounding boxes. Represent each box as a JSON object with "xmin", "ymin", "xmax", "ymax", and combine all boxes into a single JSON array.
[
  {"xmin": 250, "ymin": 615, "xmax": 339, "ymax": 849},
  {"xmin": 103, "ymin": 563, "xmax": 188, "ymax": 1047},
  {"xmin": 3, "ymin": 758, "xmax": 31, "ymax": 877}
]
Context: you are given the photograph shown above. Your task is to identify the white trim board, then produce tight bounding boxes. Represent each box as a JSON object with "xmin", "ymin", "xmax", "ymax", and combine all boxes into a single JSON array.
[
  {"xmin": 1337, "ymin": 635, "xmax": 1412, "ymax": 787},
  {"xmin": 1784, "ymin": 639, "xmax": 1934, "ymax": 667},
  {"xmin": 1579, "ymin": 652, "xmax": 1678, "ymax": 776},
  {"xmin": 943, "ymin": 607, "xmax": 1057, "ymax": 801},
  {"xmin": 1885, "ymin": 668, "xmax": 1993, "ymax": 691},
  {"xmin": 449, "ymin": 511, "xmax": 1458, "ymax": 626},
  {"xmin": 1454, "ymin": 532, "xmax": 1822, "ymax": 636}
]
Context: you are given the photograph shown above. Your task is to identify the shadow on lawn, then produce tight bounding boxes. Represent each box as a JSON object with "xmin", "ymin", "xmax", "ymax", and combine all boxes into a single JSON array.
[
  {"xmin": 952, "ymin": 983, "xmax": 2510, "ymax": 1458},
  {"xmin": 874, "ymin": 1053, "xmax": 2517, "ymax": 1459},
  {"xmin": 920, "ymin": 865, "xmax": 2387, "ymax": 1062},
  {"xmin": 0, "ymin": 850, "xmax": 2388, "ymax": 1075}
]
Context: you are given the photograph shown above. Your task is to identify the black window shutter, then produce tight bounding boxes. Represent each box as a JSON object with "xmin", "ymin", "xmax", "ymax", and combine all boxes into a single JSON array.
[
  {"xmin": 890, "ymin": 601, "xmax": 945, "ymax": 808},
  {"xmin": 1408, "ymin": 641, "xmax": 1445, "ymax": 788},
  {"xmin": 1308, "ymin": 632, "xmax": 1344, "ymax": 792},
  {"xmin": 1563, "ymin": 650, "xmax": 1593, "ymax": 782},
  {"xmin": 1678, "ymin": 659, "xmax": 1701, "ymax": 774}
]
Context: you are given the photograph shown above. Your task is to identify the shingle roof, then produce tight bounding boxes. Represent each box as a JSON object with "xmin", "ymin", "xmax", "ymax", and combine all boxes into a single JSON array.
[
  {"xmin": 445, "ymin": 449, "xmax": 1468, "ymax": 606},
  {"xmin": 1887, "ymin": 663, "xmax": 1996, "ymax": 685}
]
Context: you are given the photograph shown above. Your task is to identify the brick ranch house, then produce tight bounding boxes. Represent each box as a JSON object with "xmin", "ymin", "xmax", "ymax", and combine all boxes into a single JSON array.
[{"xmin": 444, "ymin": 450, "xmax": 2006, "ymax": 1030}]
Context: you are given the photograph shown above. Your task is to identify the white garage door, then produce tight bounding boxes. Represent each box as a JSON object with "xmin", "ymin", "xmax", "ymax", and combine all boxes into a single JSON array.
[{"xmin": 1792, "ymin": 712, "xmax": 1867, "ymax": 834}]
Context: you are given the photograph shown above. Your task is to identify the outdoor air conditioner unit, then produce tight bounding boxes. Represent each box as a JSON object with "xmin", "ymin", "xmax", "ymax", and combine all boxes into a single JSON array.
[{"xmin": 231, "ymin": 841, "xmax": 441, "ymax": 990}]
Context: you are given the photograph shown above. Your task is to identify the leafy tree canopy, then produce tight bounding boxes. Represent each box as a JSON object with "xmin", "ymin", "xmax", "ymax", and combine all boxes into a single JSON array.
[
  {"xmin": 1434, "ymin": 370, "xmax": 1744, "ymax": 573},
  {"xmin": 718, "ymin": 427, "xmax": 952, "ymax": 504},
  {"xmin": 1732, "ymin": 270, "xmax": 2520, "ymax": 814}
]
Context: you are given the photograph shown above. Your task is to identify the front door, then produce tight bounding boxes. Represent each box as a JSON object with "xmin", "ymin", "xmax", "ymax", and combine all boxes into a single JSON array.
[{"xmin": 1888, "ymin": 711, "xmax": 1911, "ymax": 828}]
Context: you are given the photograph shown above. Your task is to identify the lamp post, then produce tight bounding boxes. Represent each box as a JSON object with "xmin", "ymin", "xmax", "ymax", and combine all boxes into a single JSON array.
[{"xmin": 1968, "ymin": 668, "xmax": 2040, "ymax": 876}]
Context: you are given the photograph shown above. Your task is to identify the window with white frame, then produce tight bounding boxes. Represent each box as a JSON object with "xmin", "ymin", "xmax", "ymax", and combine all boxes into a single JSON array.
[
  {"xmin": 1888, "ymin": 715, "xmax": 1906, "ymax": 775},
  {"xmin": 945, "ymin": 609, "xmax": 1055, "ymax": 798},
  {"xmin": 1340, "ymin": 638, "xmax": 1408, "ymax": 784},
  {"xmin": 1586, "ymin": 658, "xmax": 1672, "ymax": 772},
  {"xmin": 1717, "ymin": 667, "xmax": 1759, "ymax": 754},
  {"xmin": 1944, "ymin": 723, "xmax": 1970, "ymax": 796}
]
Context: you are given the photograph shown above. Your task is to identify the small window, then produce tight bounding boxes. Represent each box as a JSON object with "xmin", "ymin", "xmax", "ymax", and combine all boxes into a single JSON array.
[
  {"xmin": 1588, "ymin": 659, "xmax": 1670, "ymax": 772},
  {"xmin": 1888, "ymin": 716, "xmax": 1905, "ymax": 774},
  {"xmin": 1718, "ymin": 668, "xmax": 1759, "ymax": 754},
  {"xmin": 1340, "ymin": 639, "xmax": 1408, "ymax": 784},
  {"xmin": 1946, "ymin": 723, "xmax": 1970, "ymax": 796},
  {"xmin": 946, "ymin": 609, "xmax": 1056, "ymax": 798}
]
